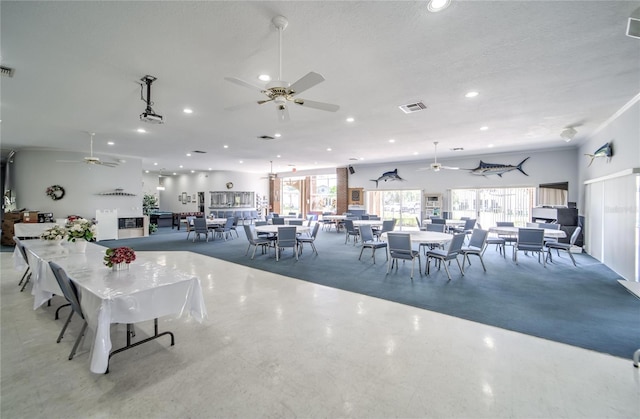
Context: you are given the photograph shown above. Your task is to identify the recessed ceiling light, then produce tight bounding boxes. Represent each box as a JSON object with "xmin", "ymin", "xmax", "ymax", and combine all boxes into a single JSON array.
[
  {"xmin": 465, "ymin": 91, "xmax": 479, "ymax": 98},
  {"xmin": 153, "ymin": 162, "xmax": 158, "ymax": 166},
  {"xmin": 258, "ymin": 74, "xmax": 271, "ymax": 82},
  {"xmin": 190, "ymin": 170, "xmax": 195, "ymax": 173},
  {"xmin": 186, "ymin": 153, "xmax": 191, "ymax": 157},
  {"xmin": 488, "ymin": 144, "xmax": 494, "ymax": 148},
  {"xmin": 183, "ymin": 108, "xmax": 193, "ymax": 114},
  {"xmin": 137, "ymin": 128, "xmax": 146, "ymax": 133},
  {"xmin": 427, "ymin": 0, "xmax": 451, "ymax": 13},
  {"xmin": 359, "ymin": 157, "xmax": 365, "ymax": 161},
  {"xmin": 274, "ymin": 133, "xmax": 282, "ymax": 138},
  {"xmin": 327, "ymin": 148, "xmax": 332, "ymax": 151},
  {"xmin": 173, "ymin": 172, "xmax": 177, "ymax": 175},
  {"xmin": 346, "ymin": 117, "xmax": 355, "ymax": 122},
  {"xmin": 239, "ymin": 160, "xmax": 243, "ymax": 164},
  {"xmin": 389, "ymin": 139, "xmax": 395, "ymax": 143},
  {"xmin": 480, "ymin": 126, "xmax": 489, "ymax": 131},
  {"xmin": 107, "ymin": 141, "xmax": 114, "ymax": 146},
  {"xmin": 413, "ymin": 152, "xmax": 418, "ymax": 155},
  {"xmin": 145, "ymin": 170, "xmax": 149, "ymax": 173},
  {"xmin": 179, "ymin": 165, "xmax": 183, "ymax": 168},
  {"xmin": 223, "ymin": 145, "xmax": 229, "ymax": 149},
  {"xmin": 277, "ymin": 155, "xmax": 281, "ymax": 158}
]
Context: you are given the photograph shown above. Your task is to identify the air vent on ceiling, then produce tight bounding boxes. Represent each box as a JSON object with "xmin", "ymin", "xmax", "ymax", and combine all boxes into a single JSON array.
[
  {"xmin": 348, "ymin": 157, "xmax": 359, "ymax": 161},
  {"xmin": 398, "ymin": 101, "xmax": 427, "ymax": 114},
  {"xmin": 193, "ymin": 150, "xmax": 207, "ymax": 154},
  {"xmin": 258, "ymin": 135, "xmax": 276, "ymax": 140},
  {"xmin": 0, "ymin": 66, "xmax": 15, "ymax": 77},
  {"xmin": 450, "ymin": 147, "xmax": 464, "ymax": 151}
]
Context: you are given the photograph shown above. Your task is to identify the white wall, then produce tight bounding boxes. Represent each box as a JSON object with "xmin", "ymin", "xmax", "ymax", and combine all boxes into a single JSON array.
[
  {"xmin": 346, "ymin": 147, "xmax": 579, "ymax": 210},
  {"xmin": 13, "ymin": 149, "xmax": 143, "ymax": 219}
]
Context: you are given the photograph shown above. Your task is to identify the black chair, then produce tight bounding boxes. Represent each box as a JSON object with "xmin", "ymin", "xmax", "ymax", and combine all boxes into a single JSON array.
[
  {"xmin": 460, "ymin": 229, "xmax": 489, "ymax": 272},
  {"xmin": 48, "ymin": 262, "xmax": 88, "ymax": 360},
  {"xmin": 546, "ymin": 227, "xmax": 582, "ymax": 266},
  {"xmin": 13, "ymin": 237, "xmax": 32, "ymax": 292},
  {"xmin": 386, "ymin": 233, "xmax": 421, "ymax": 279},
  {"xmin": 358, "ymin": 225, "xmax": 388, "ymax": 264},
  {"xmin": 425, "ymin": 233, "xmax": 466, "ymax": 280}
]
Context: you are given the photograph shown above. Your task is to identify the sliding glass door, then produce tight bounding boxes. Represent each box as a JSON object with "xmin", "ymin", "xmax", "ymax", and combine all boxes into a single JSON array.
[
  {"xmin": 366, "ymin": 189, "xmax": 421, "ymax": 228},
  {"xmin": 451, "ymin": 187, "xmax": 536, "ymax": 228}
]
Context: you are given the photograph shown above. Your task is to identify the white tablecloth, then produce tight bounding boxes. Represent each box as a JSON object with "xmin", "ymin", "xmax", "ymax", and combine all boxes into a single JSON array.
[
  {"xmin": 255, "ymin": 225, "xmax": 310, "ymax": 234},
  {"xmin": 15, "ymin": 240, "xmax": 207, "ymax": 374},
  {"xmin": 14, "ymin": 222, "xmax": 60, "ymax": 238},
  {"xmin": 488, "ymin": 226, "xmax": 566, "ymax": 239}
]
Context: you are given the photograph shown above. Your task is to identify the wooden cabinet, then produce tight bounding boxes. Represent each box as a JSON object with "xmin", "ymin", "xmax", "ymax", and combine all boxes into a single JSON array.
[{"xmin": 424, "ymin": 193, "xmax": 442, "ymax": 219}]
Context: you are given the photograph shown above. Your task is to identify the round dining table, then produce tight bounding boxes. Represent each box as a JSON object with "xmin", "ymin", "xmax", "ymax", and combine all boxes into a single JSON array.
[
  {"xmin": 488, "ymin": 226, "xmax": 566, "ymax": 239},
  {"xmin": 381, "ymin": 230, "xmax": 453, "ymax": 245},
  {"xmin": 255, "ymin": 225, "xmax": 310, "ymax": 235}
]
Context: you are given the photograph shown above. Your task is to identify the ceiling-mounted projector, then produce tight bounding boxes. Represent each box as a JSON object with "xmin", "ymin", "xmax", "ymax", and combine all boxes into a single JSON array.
[{"xmin": 139, "ymin": 75, "xmax": 164, "ymax": 124}]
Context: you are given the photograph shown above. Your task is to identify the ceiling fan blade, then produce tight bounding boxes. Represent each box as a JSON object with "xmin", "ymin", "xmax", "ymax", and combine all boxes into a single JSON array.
[
  {"xmin": 257, "ymin": 98, "xmax": 274, "ymax": 105},
  {"xmin": 56, "ymin": 160, "xmax": 82, "ymax": 164},
  {"xmin": 98, "ymin": 161, "xmax": 119, "ymax": 167},
  {"xmin": 224, "ymin": 77, "xmax": 265, "ymax": 92},
  {"xmin": 277, "ymin": 105, "xmax": 290, "ymax": 122},
  {"xmin": 288, "ymin": 72, "xmax": 325, "ymax": 96},
  {"xmin": 442, "ymin": 166, "xmax": 460, "ymax": 170},
  {"xmin": 224, "ymin": 101, "xmax": 259, "ymax": 111},
  {"xmin": 292, "ymin": 98, "xmax": 339, "ymax": 112}
]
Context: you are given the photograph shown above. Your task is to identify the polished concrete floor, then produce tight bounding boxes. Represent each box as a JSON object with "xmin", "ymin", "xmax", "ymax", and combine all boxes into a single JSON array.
[{"xmin": 1, "ymin": 250, "xmax": 639, "ymax": 418}]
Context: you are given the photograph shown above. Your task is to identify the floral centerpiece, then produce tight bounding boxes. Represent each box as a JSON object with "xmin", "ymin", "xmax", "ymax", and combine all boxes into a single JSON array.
[
  {"xmin": 104, "ymin": 247, "xmax": 136, "ymax": 269},
  {"xmin": 40, "ymin": 225, "xmax": 66, "ymax": 242},
  {"xmin": 65, "ymin": 218, "xmax": 97, "ymax": 242}
]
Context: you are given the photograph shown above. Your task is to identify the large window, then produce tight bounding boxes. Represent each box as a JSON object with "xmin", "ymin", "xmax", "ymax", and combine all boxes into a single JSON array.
[
  {"xmin": 366, "ymin": 189, "xmax": 421, "ymax": 228},
  {"xmin": 280, "ymin": 174, "xmax": 337, "ymax": 216},
  {"xmin": 451, "ymin": 187, "xmax": 536, "ymax": 227}
]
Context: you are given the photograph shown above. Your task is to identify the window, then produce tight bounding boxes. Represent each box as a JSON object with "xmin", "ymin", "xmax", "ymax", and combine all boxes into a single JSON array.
[
  {"xmin": 366, "ymin": 189, "xmax": 421, "ymax": 228},
  {"xmin": 451, "ymin": 187, "xmax": 536, "ymax": 227}
]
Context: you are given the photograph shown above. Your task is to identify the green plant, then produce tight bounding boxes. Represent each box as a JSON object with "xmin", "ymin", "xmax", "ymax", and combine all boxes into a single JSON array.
[
  {"xmin": 142, "ymin": 193, "xmax": 158, "ymax": 216},
  {"xmin": 149, "ymin": 223, "xmax": 158, "ymax": 234}
]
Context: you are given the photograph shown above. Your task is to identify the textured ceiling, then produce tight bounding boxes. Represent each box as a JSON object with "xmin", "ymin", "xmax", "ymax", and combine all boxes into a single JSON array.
[{"xmin": 1, "ymin": 1, "xmax": 639, "ymax": 174}]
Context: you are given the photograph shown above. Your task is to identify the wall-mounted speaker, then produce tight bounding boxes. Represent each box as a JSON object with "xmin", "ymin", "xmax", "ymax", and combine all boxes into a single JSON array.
[
  {"xmin": 348, "ymin": 165, "xmax": 355, "ymax": 174},
  {"xmin": 628, "ymin": 17, "xmax": 640, "ymax": 39}
]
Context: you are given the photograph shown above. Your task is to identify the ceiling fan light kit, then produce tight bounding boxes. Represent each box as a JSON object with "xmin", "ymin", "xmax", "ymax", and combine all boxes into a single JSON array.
[{"xmin": 225, "ymin": 15, "xmax": 339, "ymax": 122}]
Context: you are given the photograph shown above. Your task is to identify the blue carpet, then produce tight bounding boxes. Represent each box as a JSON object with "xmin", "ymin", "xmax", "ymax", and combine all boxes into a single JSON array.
[{"xmin": 96, "ymin": 226, "xmax": 639, "ymax": 359}]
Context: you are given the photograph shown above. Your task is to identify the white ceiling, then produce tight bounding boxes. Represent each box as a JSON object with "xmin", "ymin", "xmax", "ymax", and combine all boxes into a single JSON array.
[{"xmin": 2, "ymin": 1, "xmax": 639, "ymax": 175}]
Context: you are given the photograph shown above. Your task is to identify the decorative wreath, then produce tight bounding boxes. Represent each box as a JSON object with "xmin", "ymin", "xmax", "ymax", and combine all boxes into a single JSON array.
[{"xmin": 46, "ymin": 185, "xmax": 65, "ymax": 201}]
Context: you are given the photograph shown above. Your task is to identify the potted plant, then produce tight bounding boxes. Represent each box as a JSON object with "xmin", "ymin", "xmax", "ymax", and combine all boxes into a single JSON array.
[{"xmin": 143, "ymin": 193, "xmax": 159, "ymax": 234}]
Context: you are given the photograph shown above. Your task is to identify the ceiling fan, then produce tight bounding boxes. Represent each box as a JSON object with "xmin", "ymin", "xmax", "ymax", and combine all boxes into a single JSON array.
[
  {"xmin": 418, "ymin": 141, "xmax": 459, "ymax": 172},
  {"xmin": 57, "ymin": 132, "xmax": 119, "ymax": 168},
  {"xmin": 260, "ymin": 161, "xmax": 278, "ymax": 180},
  {"xmin": 225, "ymin": 15, "xmax": 339, "ymax": 122}
]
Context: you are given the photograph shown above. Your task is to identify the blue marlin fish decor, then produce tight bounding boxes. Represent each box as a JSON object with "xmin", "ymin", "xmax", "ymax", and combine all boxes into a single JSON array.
[
  {"xmin": 585, "ymin": 142, "xmax": 613, "ymax": 166},
  {"xmin": 469, "ymin": 157, "xmax": 529, "ymax": 177},
  {"xmin": 370, "ymin": 169, "xmax": 404, "ymax": 187}
]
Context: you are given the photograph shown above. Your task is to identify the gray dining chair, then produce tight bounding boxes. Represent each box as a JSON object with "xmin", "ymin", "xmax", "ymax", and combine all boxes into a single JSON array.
[
  {"xmin": 276, "ymin": 226, "xmax": 298, "ymax": 261},
  {"xmin": 374, "ymin": 219, "xmax": 396, "ymax": 241},
  {"xmin": 48, "ymin": 262, "xmax": 88, "ymax": 360},
  {"xmin": 386, "ymin": 232, "xmax": 421, "ymax": 279},
  {"xmin": 192, "ymin": 218, "xmax": 210, "ymax": 242},
  {"xmin": 297, "ymin": 222, "xmax": 320, "ymax": 256},
  {"xmin": 243, "ymin": 225, "xmax": 270, "ymax": 259},
  {"xmin": 288, "ymin": 219, "xmax": 303, "ymax": 226},
  {"xmin": 514, "ymin": 228, "xmax": 547, "ymax": 266},
  {"xmin": 425, "ymin": 233, "xmax": 466, "ymax": 280},
  {"xmin": 546, "ymin": 227, "xmax": 581, "ymax": 266},
  {"xmin": 214, "ymin": 218, "xmax": 235, "ymax": 241},
  {"xmin": 185, "ymin": 216, "xmax": 196, "ymax": 240},
  {"xmin": 272, "ymin": 217, "xmax": 285, "ymax": 225},
  {"xmin": 358, "ymin": 224, "xmax": 388, "ymax": 264},
  {"xmin": 460, "ymin": 229, "xmax": 489, "ymax": 272},
  {"xmin": 344, "ymin": 219, "xmax": 360, "ymax": 245}
]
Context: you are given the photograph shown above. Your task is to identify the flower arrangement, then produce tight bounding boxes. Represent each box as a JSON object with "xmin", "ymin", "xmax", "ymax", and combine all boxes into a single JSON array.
[
  {"xmin": 65, "ymin": 218, "xmax": 97, "ymax": 242},
  {"xmin": 40, "ymin": 225, "xmax": 67, "ymax": 241},
  {"xmin": 103, "ymin": 247, "xmax": 136, "ymax": 268}
]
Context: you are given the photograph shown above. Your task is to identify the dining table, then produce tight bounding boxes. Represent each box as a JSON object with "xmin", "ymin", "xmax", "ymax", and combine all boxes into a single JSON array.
[
  {"xmin": 381, "ymin": 230, "xmax": 454, "ymax": 246},
  {"xmin": 352, "ymin": 220, "xmax": 383, "ymax": 227},
  {"xmin": 488, "ymin": 226, "xmax": 566, "ymax": 239},
  {"xmin": 14, "ymin": 239, "xmax": 207, "ymax": 374},
  {"xmin": 254, "ymin": 225, "xmax": 311, "ymax": 235}
]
